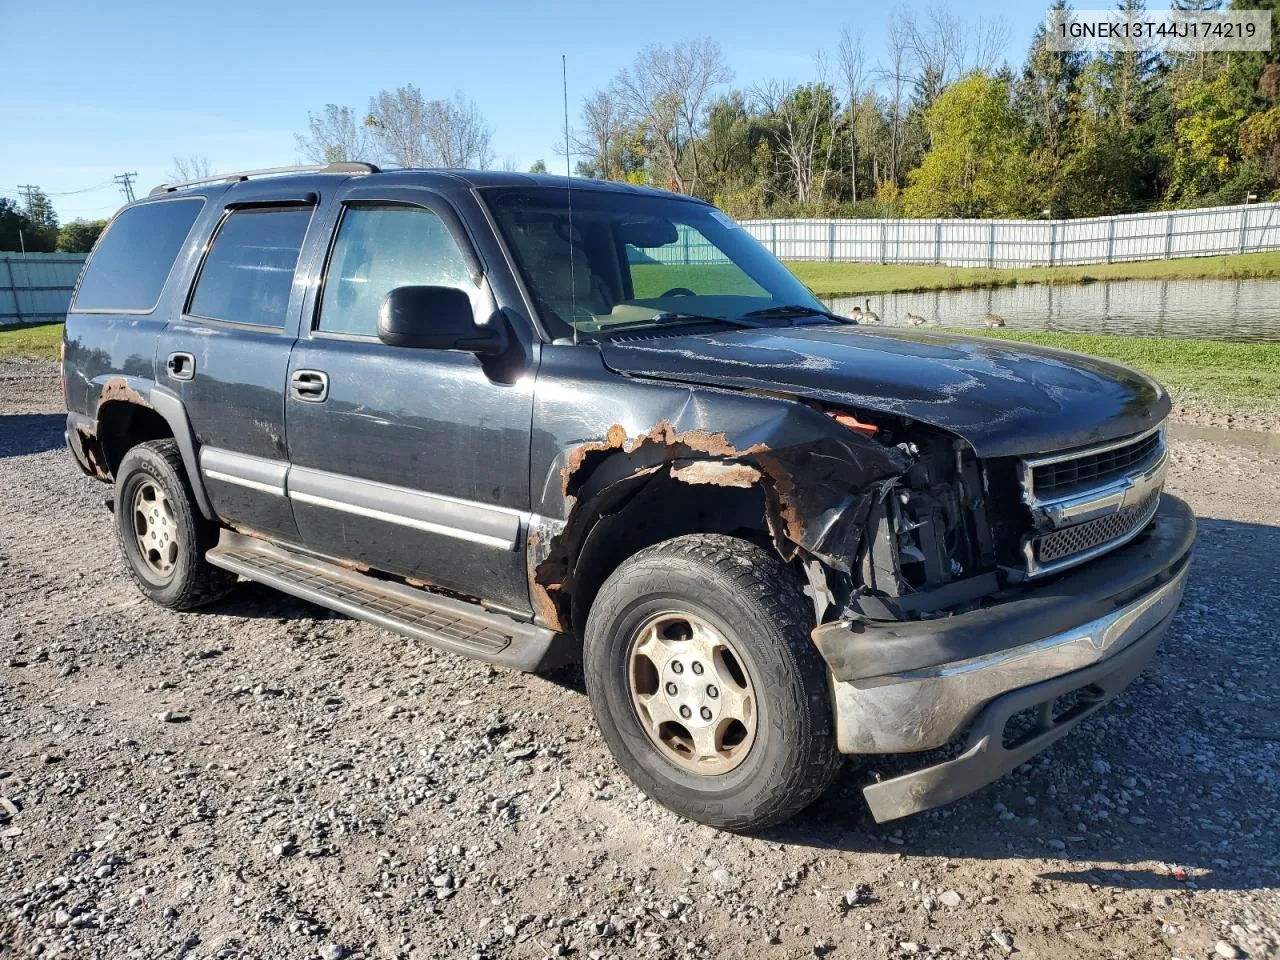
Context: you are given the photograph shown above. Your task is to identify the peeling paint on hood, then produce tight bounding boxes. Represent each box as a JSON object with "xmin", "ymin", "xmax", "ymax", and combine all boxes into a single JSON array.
[{"xmin": 599, "ymin": 326, "xmax": 1170, "ymax": 458}]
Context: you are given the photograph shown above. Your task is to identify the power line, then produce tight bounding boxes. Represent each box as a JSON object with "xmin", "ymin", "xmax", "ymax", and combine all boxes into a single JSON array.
[
  {"xmin": 113, "ymin": 171, "xmax": 137, "ymax": 203},
  {"xmin": 6, "ymin": 180, "xmax": 114, "ymax": 197},
  {"xmin": 17, "ymin": 185, "xmax": 38, "ymax": 210}
]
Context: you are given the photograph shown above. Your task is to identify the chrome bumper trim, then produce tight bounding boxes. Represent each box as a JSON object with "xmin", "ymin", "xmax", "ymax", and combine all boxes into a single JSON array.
[{"xmin": 832, "ymin": 557, "xmax": 1189, "ymax": 755}]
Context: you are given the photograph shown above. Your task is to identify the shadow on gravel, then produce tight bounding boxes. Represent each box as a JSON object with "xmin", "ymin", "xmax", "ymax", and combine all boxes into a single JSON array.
[{"xmin": 0, "ymin": 413, "xmax": 65, "ymax": 457}]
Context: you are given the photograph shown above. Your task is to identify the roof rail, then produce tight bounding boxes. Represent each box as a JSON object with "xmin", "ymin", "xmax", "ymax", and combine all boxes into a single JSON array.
[{"xmin": 148, "ymin": 161, "xmax": 379, "ymax": 196}]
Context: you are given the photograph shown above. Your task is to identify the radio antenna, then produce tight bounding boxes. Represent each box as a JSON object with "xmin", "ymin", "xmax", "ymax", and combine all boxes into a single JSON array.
[{"xmin": 563, "ymin": 54, "xmax": 578, "ymax": 346}]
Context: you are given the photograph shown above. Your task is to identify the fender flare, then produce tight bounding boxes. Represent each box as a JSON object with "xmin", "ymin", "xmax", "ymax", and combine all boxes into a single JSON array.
[{"xmin": 149, "ymin": 385, "xmax": 215, "ymax": 521}]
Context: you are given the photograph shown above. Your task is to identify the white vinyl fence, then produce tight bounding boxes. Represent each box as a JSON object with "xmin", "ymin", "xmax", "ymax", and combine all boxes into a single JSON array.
[
  {"xmin": 0, "ymin": 253, "xmax": 87, "ymax": 325},
  {"xmin": 654, "ymin": 202, "xmax": 1280, "ymax": 268}
]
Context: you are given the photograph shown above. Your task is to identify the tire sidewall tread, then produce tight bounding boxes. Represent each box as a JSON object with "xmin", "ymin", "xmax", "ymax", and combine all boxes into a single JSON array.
[
  {"xmin": 114, "ymin": 439, "xmax": 234, "ymax": 610},
  {"xmin": 584, "ymin": 533, "xmax": 840, "ymax": 831}
]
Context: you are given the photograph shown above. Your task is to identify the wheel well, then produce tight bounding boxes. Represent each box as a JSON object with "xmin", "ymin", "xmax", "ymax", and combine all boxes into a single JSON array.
[
  {"xmin": 97, "ymin": 401, "xmax": 173, "ymax": 477},
  {"xmin": 568, "ymin": 470, "xmax": 778, "ymax": 637}
]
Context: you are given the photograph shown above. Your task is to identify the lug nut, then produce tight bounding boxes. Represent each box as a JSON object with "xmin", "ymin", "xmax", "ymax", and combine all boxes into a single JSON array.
[
  {"xmin": 679, "ymin": 705, "xmax": 692, "ymax": 719},
  {"xmin": 700, "ymin": 706, "xmax": 712, "ymax": 720},
  {"xmin": 707, "ymin": 685, "xmax": 718, "ymax": 698},
  {"xmin": 672, "ymin": 662, "xmax": 684, "ymax": 674},
  {"xmin": 691, "ymin": 662, "xmax": 704, "ymax": 675},
  {"xmin": 665, "ymin": 682, "xmax": 678, "ymax": 696}
]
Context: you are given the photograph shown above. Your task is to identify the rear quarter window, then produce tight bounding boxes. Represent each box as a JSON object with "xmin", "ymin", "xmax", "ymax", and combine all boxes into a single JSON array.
[{"xmin": 72, "ymin": 198, "xmax": 205, "ymax": 313}]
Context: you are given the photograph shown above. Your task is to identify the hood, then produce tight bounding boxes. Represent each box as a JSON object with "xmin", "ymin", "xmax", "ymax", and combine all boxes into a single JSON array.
[{"xmin": 598, "ymin": 325, "xmax": 1169, "ymax": 459}]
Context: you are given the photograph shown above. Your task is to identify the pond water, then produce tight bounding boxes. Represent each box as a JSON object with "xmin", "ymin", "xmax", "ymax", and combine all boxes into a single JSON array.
[{"xmin": 825, "ymin": 278, "xmax": 1280, "ymax": 342}]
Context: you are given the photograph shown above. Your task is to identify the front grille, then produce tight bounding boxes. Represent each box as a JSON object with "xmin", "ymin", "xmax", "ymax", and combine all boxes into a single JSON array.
[
  {"xmin": 1031, "ymin": 429, "xmax": 1162, "ymax": 499},
  {"xmin": 1032, "ymin": 488, "xmax": 1162, "ymax": 564}
]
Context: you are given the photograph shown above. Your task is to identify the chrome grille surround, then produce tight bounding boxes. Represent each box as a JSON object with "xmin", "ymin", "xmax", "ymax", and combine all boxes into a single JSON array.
[{"xmin": 1018, "ymin": 424, "xmax": 1167, "ymax": 578}]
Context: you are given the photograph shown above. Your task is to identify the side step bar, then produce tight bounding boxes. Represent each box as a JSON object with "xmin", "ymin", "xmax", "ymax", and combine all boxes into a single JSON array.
[{"xmin": 206, "ymin": 531, "xmax": 569, "ymax": 672}]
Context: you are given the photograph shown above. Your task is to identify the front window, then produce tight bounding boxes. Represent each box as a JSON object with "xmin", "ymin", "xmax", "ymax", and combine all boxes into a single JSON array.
[
  {"xmin": 317, "ymin": 203, "xmax": 474, "ymax": 338},
  {"xmin": 484, "ymin": 187, "xmax": 827, "ymax": 338}
]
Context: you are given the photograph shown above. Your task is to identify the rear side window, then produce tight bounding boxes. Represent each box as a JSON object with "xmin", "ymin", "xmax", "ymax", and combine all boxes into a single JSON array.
[
  {"xmin": 188, "ymin": 206, "xmax": 313, "ymax": 327},
  {"xmin": 72, "ymin": 198, "xmax": 204, "ymax": 312}
]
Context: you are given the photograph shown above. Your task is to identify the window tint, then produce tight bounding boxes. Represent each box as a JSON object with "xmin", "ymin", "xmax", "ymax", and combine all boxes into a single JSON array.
[
  {"xmin": 73, "ymin": 198, "xmax": 204, "ymax": 312},
  {"xmin": 318, "ymin": 204, "xmax": 473, "ymax": 337},
  {"xmin": 188, "ymin": 206, "xmax": 313, "ymax": 327}
]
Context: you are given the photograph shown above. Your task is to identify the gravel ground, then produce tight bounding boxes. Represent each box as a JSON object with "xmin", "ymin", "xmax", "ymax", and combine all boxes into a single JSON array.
[{"xmin": 2, "ymin": 358, "xmax": 1278, "ymax": 960}]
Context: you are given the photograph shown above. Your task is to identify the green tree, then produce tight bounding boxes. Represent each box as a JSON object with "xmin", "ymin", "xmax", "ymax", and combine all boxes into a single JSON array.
[
  {"xmin": 17, "ymin": 188, "xmax": 58, "ymax": 252},
  {"xmin": 0, "ymin": 198, "xmax": 26, "ymax": 252},
  {"xmin": 529, "ymin": 159, "xmax": 548, "ymax": 173},
  {"xmin": 1054, "ymin": 59, "xmax": 1146, "ymax": 215},
  {"xmin": 902, "ymin": 72, "xmax": 1033, "ymax": 217},
  {"xmin": 56, "ymin": 219, "xmax": 108, "ymax": 253},
  {"xmin": 1018, "ymin": 0, "xmax": 1085, "ymax": 211},
  {"xmin": 1166, "ymin": 70, "xmax": 1249, "ymax": 203}
]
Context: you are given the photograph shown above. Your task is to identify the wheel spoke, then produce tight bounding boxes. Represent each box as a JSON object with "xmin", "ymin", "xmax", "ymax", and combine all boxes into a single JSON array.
[
  {"xmin": 631, "ymin": 624, "xmax": 676, "ymax": 674},
  {"xmin": 687, "ymin": 722, "xmax": 722, "ymax": 763},
  {"xmin": 634, "ymin": 690, "xmax": 681, "ymax": 732}
]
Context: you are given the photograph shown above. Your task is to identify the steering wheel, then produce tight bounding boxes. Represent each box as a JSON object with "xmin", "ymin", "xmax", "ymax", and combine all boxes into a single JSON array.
[{"xmin": 660, "ymin": 286, "xmax": 696, "ymax": 298}]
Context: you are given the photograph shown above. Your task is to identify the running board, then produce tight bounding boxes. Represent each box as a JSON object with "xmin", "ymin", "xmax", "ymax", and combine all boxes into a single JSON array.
[{"xmin": 206, "ymin": 531, "xmax": 569, "ymax": 672}]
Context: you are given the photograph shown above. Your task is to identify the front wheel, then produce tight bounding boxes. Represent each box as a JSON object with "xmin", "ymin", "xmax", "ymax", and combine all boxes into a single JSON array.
[{"xmin": 583, "ymin": 534, "xmax": 841, "ymax": 831}]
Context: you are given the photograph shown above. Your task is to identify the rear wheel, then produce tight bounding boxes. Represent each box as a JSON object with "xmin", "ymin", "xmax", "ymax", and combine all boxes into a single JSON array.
[
  {"xmin": 114, "ymin": 439, "xmax": 235, "ymax": 610},
  {"xmin": 583, "ymin": 534, "xmax": 841, "ymax": 831}
]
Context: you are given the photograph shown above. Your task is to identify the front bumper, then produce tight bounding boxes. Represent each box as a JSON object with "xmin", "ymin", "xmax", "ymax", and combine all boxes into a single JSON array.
[{"xmin": 815, "ymin": 494, "xmax": 1194, "ymax": 822}]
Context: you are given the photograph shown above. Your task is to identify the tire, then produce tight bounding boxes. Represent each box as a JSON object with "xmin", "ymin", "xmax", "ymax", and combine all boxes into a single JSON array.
[
  {"xmin": 583, "ymin": 534, "xmax": 841, "ymax": 831},
  {"xmin": 113, "ymin": 439, "xmax": 236, "ymax": 610}
]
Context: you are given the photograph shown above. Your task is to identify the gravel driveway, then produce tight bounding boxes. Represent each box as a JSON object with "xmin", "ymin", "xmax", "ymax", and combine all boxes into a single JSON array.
[{"xmin": 2, "ymin": 358, "xmax": 1277, "ymax": 960}]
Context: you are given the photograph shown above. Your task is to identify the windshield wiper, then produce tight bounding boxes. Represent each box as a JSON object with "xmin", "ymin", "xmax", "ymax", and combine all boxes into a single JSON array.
[
  {"xmin": 740, "ymin": 304, "xmax": 852, "ymax": 324},
  {"xmin": 595, "ymin": 311, "xmax": 771, "ymax": 335}
]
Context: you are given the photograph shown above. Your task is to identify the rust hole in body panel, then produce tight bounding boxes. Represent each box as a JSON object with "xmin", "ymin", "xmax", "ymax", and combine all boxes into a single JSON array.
[
  {"xmin": 559, "ymin": 420, "xmax": 769, "ymax": 497},
  {"xmin": 533, "ymin": 422, "xmax": 779, "ymax": 635},
  {"xmin": 670, "ymin": 461, "xmax": 763, "ymax": 488}
]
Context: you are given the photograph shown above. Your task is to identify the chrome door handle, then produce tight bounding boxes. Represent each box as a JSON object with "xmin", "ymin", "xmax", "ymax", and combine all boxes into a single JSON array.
[
  {"xmin": 166, "ymin": 352, "xmax": 195, "ymax": 381},
  {"xmin": 290, "ymin": 369, "xmax": 329, "ymax": 402}
]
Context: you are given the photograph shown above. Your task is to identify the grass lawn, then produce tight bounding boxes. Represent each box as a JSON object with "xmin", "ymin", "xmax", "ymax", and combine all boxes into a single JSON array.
[
  {"xmin": 952, "ymin": 329, "xmax": 1280, "ymax": 412},
  {"xmin": 787, "ymin": 250, "xmax": 1280, "ymax": 297},
  {"xmin": 0, "ymin": 322, "xmax": 62, "ymax": 359}
]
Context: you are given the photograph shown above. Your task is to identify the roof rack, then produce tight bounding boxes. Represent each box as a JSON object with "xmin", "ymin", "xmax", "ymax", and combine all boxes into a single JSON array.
[{"xmin": 149, "ymin": 161, "xmax": 379, "ymax": 196}]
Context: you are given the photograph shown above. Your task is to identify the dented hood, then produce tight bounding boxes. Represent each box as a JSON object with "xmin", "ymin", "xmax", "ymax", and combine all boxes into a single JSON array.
[{"xmin": 598, "ymin": 325, "xmax": 1169, "ymax": 459}]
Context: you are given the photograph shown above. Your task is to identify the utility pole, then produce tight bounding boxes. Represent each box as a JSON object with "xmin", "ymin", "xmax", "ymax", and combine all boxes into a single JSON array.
[
  {"xmin": 113, "ymin": 172, "xmax": 137, "ymax": 203},
  {"xmin": 16, "ymin": 185, "xmax": 38, "ymax": 211}
]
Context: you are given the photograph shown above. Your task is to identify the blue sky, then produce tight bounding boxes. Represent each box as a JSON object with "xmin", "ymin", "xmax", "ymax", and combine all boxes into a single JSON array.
[{"xmin": 0, "ymin": 0, "xmax": 1044, "ymax": 224}]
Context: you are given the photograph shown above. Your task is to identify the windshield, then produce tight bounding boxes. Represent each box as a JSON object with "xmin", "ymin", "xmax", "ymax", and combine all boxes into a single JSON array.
[{"xmin": 483, "ymin": 186, "xmax": 828, "ymax": 338}]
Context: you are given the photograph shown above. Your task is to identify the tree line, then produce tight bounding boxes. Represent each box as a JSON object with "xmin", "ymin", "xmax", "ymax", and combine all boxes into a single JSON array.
[
  {"xmin": 0, "ymin": 192, "xmax": 104, "ymax": 254},
  {"xmin": 298, "ymin": 0, "xmax": 1280, "ymax": 221}
]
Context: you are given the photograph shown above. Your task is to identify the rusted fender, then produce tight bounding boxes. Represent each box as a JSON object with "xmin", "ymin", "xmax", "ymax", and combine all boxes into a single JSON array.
[{"xmin": 526, "ymin": 345, "xmax": 912, "ymax": 632}]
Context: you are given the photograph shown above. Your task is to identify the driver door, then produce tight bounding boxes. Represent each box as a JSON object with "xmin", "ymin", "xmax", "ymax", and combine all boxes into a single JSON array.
[{"xmin": 284, "ymin": 184, "xmax": 534, "ymax": 613}]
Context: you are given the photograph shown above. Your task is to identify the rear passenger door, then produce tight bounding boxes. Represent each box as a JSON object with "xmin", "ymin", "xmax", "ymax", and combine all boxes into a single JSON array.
[
  {"xmin": 284, "ymin": 183, "xmax": 534, "ymax": 614},
  {"xmin": 157, "ymin": 185, "xmax": 323, "ymax": 542}
]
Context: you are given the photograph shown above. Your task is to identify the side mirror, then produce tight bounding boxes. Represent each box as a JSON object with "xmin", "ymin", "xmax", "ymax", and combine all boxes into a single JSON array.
[{"xmin": 377, "ymin": 285, "xmax": 507, "ymax": 355}]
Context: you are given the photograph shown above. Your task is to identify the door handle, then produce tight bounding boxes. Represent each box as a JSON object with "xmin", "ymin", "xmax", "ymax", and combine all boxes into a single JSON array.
[
  {"xmin": 166, "ymin": 352, "xmax": 195, "ymax": 381},
  {"xmin": 290, "ymin": 369, "xmax": 329, "ymax": 403}
]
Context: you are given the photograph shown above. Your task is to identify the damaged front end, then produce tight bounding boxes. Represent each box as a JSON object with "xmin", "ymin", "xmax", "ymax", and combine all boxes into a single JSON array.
[{"xmin": 529, "ymin": 382, "xmax": 1008, "ymax": 641}]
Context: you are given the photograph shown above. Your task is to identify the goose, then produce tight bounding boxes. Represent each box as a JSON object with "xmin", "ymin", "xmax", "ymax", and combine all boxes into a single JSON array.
[
  {"xmin": 983, "ymin": 312, "xmax": 1006, "ymax": 328},
  {"xmin": 905, "ymin": 312, "xmax": 927, "ymax": 326},
  {"xmin": 861, "ymin": 299, "xmax": 880, "ymax": 322},
  {"xmin": 848, "ymin": 305, "xmax": 864, "ymax": 321}
]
